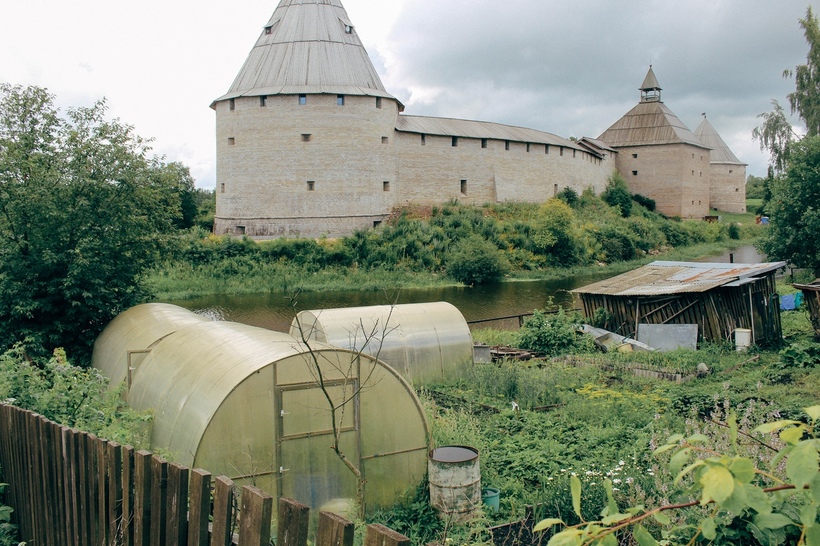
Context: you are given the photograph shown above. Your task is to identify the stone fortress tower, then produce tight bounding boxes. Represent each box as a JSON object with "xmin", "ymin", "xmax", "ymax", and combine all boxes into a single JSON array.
[
  {"xmin": 694, "ymin": 114, "xmax": 747, "ymax": 214},
  {"xmin": 597, "ymin": 67, "xmax": 713, "ymax": 219},
  {"xmin": 212, "ymin": 0, "xmax": 611, "ymax": 239}
]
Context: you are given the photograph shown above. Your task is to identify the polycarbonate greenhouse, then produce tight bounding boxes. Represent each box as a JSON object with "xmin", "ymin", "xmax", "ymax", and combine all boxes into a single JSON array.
[
  {"xmin": 92, "ymin": 304, "xmax": 429, "ymax": 513},
  {"xmin": 289, "ymin": 302, "xmax": 474, "ymax": 385}
]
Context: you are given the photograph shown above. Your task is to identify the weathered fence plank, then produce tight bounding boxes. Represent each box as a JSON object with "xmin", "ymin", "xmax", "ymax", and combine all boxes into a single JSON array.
[
  {"xmin": 238, "ymin": 486, "xmax": 273, "ymax": 546},
  {"xmin": 277, "ymin": 497, "xmax": 310, "ymax": 546},
  {"xmin": 316, "ymin": 511, "xmax": 355, "ymax": 546},
  {"xmin": 188, "ymin": 469, "xmax": 212, "ymax": 546},
  {"xmin": 108, "ymin": 442, "xmax": 124, "ymax": 545},
  {"xmin": 98, "ymin": 437, "xmax": 111, "ymax": 546},
  {"xmin": 364, "ymin": 524, "xmax": 411, "ymax": 546},
  {"xmin": 211, "ymin": 476, "xmax": 236, "ymax": 546},
  {"xmin": 150, "ymin": 456, "xmax": 169, "ymax": 546},
  {"xmin": 122, "ymin": 445, "xmax": 136, "ymax": 546},
  {"xmin": 167, "ymin": 463, "xmax": 189, "ymax": 546},
  {"xmin": 134, "ymin": 449, "xmax": 153, "ymax": 546}
]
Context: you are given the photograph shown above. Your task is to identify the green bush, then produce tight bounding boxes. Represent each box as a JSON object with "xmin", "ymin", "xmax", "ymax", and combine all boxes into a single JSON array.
[
  {"xmin": 556, "ymin": 187, "xmax": 580, "ymax": 208},
  {"xmin": 601, "ymin": 172, "xmax": 633, "ymax": 217},
  {"xmin": 516, "ymin": 309, "xmax": 596, "ymax": 357},
  {"xmin": 632, "ymin": 193, "xmax": 656, "ymax": 211},
  {"xmin": 445, "ymin": 237, "xmax": 509, "ymax": 284}
]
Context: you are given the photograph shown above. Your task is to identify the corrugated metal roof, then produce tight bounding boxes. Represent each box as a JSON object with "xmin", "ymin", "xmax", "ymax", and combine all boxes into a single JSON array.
[
  {"xmin": 213, "ymin": 0, "xmax": 398, "ymax": 105},
  {"xmin": 598, "ymin": 100, "xmax": 709, "ymax": 149},
  {"xmin": 573, "ymin": 261, "xmax": 786, "ymax": 296},
  {"xmin": 396, "ymin": 114, "xmax": 582, "ymax": 149},
  {"xmin": 694, "ymin": 115, "xmax": 746, "ymax": 165}
]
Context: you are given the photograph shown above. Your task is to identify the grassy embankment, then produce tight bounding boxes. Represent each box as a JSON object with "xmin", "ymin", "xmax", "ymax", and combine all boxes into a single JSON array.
[{"xmin": 146, "ymin": 198, "xmax": 765, "ymax": 301}]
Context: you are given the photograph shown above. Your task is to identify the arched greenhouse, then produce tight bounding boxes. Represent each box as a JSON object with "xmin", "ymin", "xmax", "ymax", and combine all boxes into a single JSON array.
[
  {"xmin": 92, "ymin": 304, "xmax": 429, "ymax": 513},
  {"xmin": 290, "ymin": 302, "xmax": 474, "ymax": 385}
]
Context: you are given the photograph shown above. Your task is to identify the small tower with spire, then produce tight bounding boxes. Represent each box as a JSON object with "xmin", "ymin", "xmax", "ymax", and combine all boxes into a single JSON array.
[
  {"xmin": 598, "ymin": 66, "xmax": 712, "ymax": 219},
  {"xmin": 640, "ymin": 65, "xmax": 662, "ymax": 103}
]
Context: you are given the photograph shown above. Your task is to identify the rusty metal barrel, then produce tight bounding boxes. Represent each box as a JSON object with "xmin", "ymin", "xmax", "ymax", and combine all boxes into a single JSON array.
[{"xmin": 428, "ymin": 446, "xmax": 481, "ymax": 522}]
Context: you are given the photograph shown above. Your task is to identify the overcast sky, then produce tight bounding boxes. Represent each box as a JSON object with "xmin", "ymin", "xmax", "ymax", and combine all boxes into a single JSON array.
[{"xmin": 2, "ymin": 0, "xmax": 818, "ymax": 189}]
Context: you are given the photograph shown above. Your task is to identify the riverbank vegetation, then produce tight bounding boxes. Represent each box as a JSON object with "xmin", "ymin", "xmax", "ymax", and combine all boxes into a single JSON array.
[{"xmin": 147, "ymin": 186, "xmax": 762, "ymax": 301}]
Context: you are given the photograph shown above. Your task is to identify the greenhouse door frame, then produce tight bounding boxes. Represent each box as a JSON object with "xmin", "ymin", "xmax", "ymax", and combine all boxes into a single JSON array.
[{"xmin": 274, "ymin": 378, "xmax": 363, "ymax": 504}]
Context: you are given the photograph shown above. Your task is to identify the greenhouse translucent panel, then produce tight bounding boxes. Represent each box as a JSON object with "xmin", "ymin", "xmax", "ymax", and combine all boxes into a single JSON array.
[
  {"xmin": 362, "ymin": 450, "xmax": 428, "ymax": 508},
  {"xmin": 276, "ymin": 351, "xmax": 352, "ymax": 386},
  {"xmin": 280, "ymin": 383, "xmax": 356, "ymax": 438},
  {"xmin": 279, "ymin": 431, "xmax": 359, "ymax": 511}
]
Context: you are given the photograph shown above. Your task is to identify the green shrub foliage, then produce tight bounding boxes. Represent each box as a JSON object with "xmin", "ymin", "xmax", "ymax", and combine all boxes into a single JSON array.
[
  {"xmin": 601, "ymin": 172, "xmax": 633, "ymax": 217},
  {"xmin": 445, "ymin": 236, "xmax": 509, "ymax": 284},
  {"xmin": 517, "ymin": 309, "xmax": 596, "ymax": 357}
]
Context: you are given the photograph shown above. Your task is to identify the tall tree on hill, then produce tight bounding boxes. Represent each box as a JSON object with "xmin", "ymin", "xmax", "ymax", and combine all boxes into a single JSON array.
[
  {"xmin": 754, "ymin": 8, "xmax": 820, "ymax": 274},
  {"xmin": 0, "ymin": 84, "xmax": 183, "ymax": 362}
]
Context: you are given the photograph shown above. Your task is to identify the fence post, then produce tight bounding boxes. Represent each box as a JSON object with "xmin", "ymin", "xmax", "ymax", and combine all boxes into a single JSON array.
[
  {"xmin": 188, "ymin": 469, "xmax": 211, "ymax": 546},
  {"xmin": 167, "ymin": 463, "xmax": 190, "ymax": 546},
  {"xmin": 150, "ymin": 456, "xmax": 168, "ymax": 546},
  {"xmin": 122, "ymin": 445, "xmax": 135, "ymax": 546},
  {"xmin": 238, "ymin": 486, "xmax": 273, "ymax": 546},
  {"xmin": 133, "ymin": 450, "xmax": 153, "ymax": 546},
  {"xmin": 276, "ymin": 497, "xmax": 310, "ymax": 546},
  {"xmin": 211, "ymin": 476, "xmax": 236, "ymax": 546},
  {"xmin": 316, "ymin": 511, "xmax": 355, "ymax": 546},
  {"xmin": 364, "ymin": 524, "xmax": 411, "ymax": 546}
]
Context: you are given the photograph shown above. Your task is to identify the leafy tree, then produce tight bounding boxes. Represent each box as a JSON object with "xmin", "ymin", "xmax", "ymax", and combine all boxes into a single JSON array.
[
  {"xmin": 754, "ymin": 7, "xmax": 820, "ymax": 172},
  {"xmin": 533, "ymin": 198, "xmax": 581, "ymax": 265},
  {"xmin": 745, "ymin": 174, "xmax": 766, "ymax": 200},
  {"xmin": 601, "ymin": 172, "xmax": 632, "ymax": 217},
  {"xmin": 445, "ymin": 236, "xmax": 508, "ymax": 285},
  {"xmin": 0, "ymin": 84, "xmax": 183, "ymax": 361},
  {"xmin": 759, "ymin": 135, "xmax": 820, "ymax": 275}
]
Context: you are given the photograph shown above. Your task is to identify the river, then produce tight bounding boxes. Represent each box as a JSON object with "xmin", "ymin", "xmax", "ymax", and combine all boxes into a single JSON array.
[{"xmin": 168, "ymin": 244, "xmax": 765, "ymax": 332}]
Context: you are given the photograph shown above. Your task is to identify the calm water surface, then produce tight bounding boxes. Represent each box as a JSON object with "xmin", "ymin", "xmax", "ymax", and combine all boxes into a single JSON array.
[{"xmin": 169, "ymin": 245, "xmax": 764, "ymax": 332}]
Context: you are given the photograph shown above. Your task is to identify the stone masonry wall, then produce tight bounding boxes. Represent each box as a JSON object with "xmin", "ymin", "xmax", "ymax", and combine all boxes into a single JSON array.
[
  {"xmin": 615, "ymin": 143, "xmax": 711, "ymax": 218},
  {"xmin": 709, "ymin": 164, "xmax": 747, "ymax": 213}
]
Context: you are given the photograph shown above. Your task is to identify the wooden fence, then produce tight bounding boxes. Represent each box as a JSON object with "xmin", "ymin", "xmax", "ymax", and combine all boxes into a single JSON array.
[{"xmin": 0, "ymin": 404, "xmax": 410, "ymax": 546}]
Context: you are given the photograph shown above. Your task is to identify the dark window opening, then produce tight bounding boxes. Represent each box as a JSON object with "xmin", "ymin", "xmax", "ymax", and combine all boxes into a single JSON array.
[
  {"xmin": 373, "ymin": 220, "xmax": 382, "ymax": 228},
  {"xmin": 307, "ymin": 181, "xmax": 315, "ymax": 191},
  {"xmin": 264, "ymin": 26, "xmax": 272, "ymax": 35},
  {"xmin": 220, "ymin": 183, "xmax": 225, "ymax": 193},
  {"xmin": 460, "ymin": 180, "xmax": 467, "ymax": 194},
  {"xmin": 260, "ymin": 96, "xmax": 267, "ymax": 107},
  {"xmin": 228, "ymin": 137, "xmax": 235, "ymax": 145},
  {"xmin": 229, "ymin": 98, "xmax": 235, "ymax": 111},
  {"xmin": 344, "ymin": 24, "xmax": 354, "ymax": 34},
  {"xmin": 298, "ymin": 94, "xmax": 307, "ymax": 105},
  {"xmin": 236, "ymin": 225, "xmax": 245, "ymax": 235},
  {"xmin": 545, "ymin": 145, "xmax": 549, "ymax": 154},
  {"xmin": 729, "ymin": 169, "xmax": 733, "ymax": 174},
  {"xmin": 382, "ymin": 136, "xmax": 389, "ymax": 144},
  {"xmin": 505, "ymin": 140, "xmax": 510, "ymax": 151},
  {"xmin": 560, "ymin": 147, "xmax": 564, "ymax": 156},
  {"xmin": 337, "ymin": 95, "xmax": 345, "ymax": 106},
  {"xmin": 452, "ymin": 137, "xmax": 458, "ymax": 147},
  {"xmin": 383, "ymin": 181, "xmax": 390, "ymax": 191},
  {"xmin": 632, "ymin": 170, "xmax": 638, "ymax": 176},
  {"xmin": 421, "ymin": 134, "xmax": 426, "ymax": 146},
  {"xmin": 553, "ymin": 184, "xmax": 558, "ymax": 196},
  {"xmin": 526, "ymin": 143, "xmax": 531, "ymax": 152},
  {"xmin": 481, "ymin": 138, "xmax": 488, "ymax": 149},
  {"xmin": 302, "ymin": 134, "xmax": 311, "ymax": 142},
  {"xmin": 632, "ymin": 153, "xmax": 638, "ymax": 158},
  {"xmin": 376, "ymin": 97, "xmax": 382, "ymax": 109}
]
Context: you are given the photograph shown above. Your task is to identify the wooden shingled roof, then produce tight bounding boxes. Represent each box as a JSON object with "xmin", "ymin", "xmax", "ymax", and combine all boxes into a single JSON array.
[
  {"xmin": 573, "ymin": 261, "xmax": 786, "ymax": 297},
  {"xmin": 213, "ymin": 0, "xmax": 398, "ymax": 106},
  {"xmin": 694, "ymin": 115, "xmax": 747, "ymax": 165},
  {"xmin": 598, "ymin": 101, "xmax": 709, "ymax": 149}
]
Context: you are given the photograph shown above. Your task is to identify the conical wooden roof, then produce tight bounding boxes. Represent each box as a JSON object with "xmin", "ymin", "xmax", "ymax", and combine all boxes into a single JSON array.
[
  {"xmin": 213, "ymin": 0, "xmax": 398, "ymax": 105},
  {"xmin": 694, "ymin": 115, "xmax": 746, "ymax": 165},
  {"xmin": 598, "ymin": 100, "xmax": 708, "ymax": 149}
]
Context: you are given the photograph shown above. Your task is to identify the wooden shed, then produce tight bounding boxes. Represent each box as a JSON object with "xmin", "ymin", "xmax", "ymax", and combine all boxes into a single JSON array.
[
  {"xmin": 793, "ymin": 280, "xmax": 820, "ymax": 338},
  {"xmin": 573, "ymin": 261, "xmax": 786, "ymax": 347}
]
